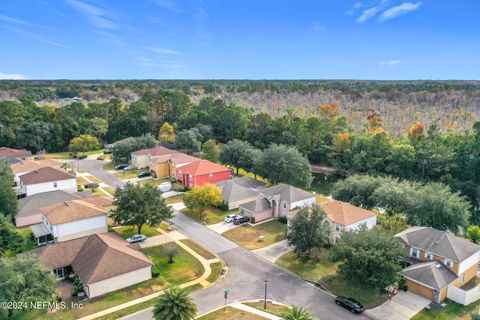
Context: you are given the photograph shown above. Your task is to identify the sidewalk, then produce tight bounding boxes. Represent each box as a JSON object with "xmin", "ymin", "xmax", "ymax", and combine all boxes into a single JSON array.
[
  {"xmin": 231, "ymin": 303, "xmax": 281, "ymax": 320},
  {"xmin": 252, "ymin": 239, "xmax": 293, "ymax": 263},
  {"xmin": 77, "ymin": 171, "xmax": 113, "ymax": 198},
  {"xmin": 78, "ymin": 227, "xmax": 218, "ymax": 320}
]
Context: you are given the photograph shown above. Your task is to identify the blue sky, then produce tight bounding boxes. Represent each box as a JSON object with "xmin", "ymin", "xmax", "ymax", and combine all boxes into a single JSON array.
[{"xmin": 0, "ymin": 0, "xmax": 478, "ymax": 79}]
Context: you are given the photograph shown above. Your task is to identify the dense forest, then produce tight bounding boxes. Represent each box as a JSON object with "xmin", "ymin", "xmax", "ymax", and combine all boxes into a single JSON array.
[
  {"xmin": 1, "ymin": 82, "xmax": 480, "ymax": 225},
  {"xmin": 1, "ymin": 80, "xmax": 479, "ymax": 133}
]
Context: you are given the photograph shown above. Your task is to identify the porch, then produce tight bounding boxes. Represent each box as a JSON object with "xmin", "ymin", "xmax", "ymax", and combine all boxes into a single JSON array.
[{"xmin": 30, "ymin": 223, "xmax": 54, "ymax": 245}]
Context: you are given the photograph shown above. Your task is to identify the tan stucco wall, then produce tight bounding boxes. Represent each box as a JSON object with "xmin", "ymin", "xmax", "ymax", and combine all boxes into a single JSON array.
[
  {"xmin": 55, "ymin": 226, "xmax": 108, "ymax": 242},
  {"xmin": 85, "ymin": 266, "xmax": 152, "ymax": 298},
  {"xmin": 462, "ymin": 264, "xmax": 478, "ymax": 286},
  {"xmin": 405, "ymin": 279, "xmax": 434, "ymax": 300}
]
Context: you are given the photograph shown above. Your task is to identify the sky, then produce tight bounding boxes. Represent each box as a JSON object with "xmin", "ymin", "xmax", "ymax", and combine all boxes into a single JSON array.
[{"xmin": 0, "ymin": 0, "xmax": 478, "ymax": 80}]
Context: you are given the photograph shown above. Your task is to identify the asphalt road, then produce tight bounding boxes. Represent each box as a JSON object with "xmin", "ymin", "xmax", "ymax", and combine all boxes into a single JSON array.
[{"xmin": 81, "ymin": 160, "xmax": 368, "ymax": 320}]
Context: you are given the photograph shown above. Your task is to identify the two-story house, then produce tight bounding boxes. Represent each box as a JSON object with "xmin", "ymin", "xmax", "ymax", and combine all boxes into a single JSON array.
[
  {"xmin": 131, "ymin": 146, "xmax": 177, "ymax": 169},
  {"xmin": 320, "ymin": 200, "xmax": 377, "ymax": 243},
  {"xmin": 396, "ymin": 226, "xmax": 480, "ymax": 303}
]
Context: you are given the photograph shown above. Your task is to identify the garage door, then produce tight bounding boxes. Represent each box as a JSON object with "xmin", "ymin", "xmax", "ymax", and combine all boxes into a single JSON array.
[{"xmin": 254, "ymin": 210, "xmax": 274, "ymax": 223}]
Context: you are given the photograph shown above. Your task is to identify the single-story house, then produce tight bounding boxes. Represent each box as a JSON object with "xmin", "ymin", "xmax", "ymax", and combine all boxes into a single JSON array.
[
  {"xmin": 240, "ymin": 183, "xmax": 316, "ymax": 222},
  {"xmin": 131, "ymin": 146, "xmax": 177, "ymax": 169},
  {"xmin": 28, "ymin": 232, "xmax": 153, "ymax": 298},
  {"xmin": 149, "ymin": 152, "xmax": 200, "ymax": 178},
  {"xmin": 0, "ymin": 147, "xmax": 32, "ymax": 161},
  {"xmin": 10, "ymin": 159, "xmax": 58, "ymax": 186},
  {"xmin": 16, "ymin": 190, "xmax": 88, "ymax": 227},
  {"xmin": 32, "ymin": 198, "xmax": 109, "ymax": 244},
  {"xmin": 216, "ymin": 179, "xmax": 259, "ymax": 210},
  {"xmin": 320, "ymin": 200, "xmax": 377, "ymax": 243},
  {"xmin": 396, "ymin": 227, "xmax": 480, "ymax": 304},
  {"xmin": 19, "ymin": 166, "xmax": 77, "ymax": 196},
  {"xmin": 176, "ymin": 160, "xmax": 232, "ymax": 188}
]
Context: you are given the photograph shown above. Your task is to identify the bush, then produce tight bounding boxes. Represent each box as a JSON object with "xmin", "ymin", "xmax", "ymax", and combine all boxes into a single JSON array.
[
  {"xmin": 277, "ymin": 216, "xmax": 288, "ymax": 224},
  {"xmin": 151, "ymin": 265, "xmax": 160, "ymax": 278},
  {"xmin": 77, "ymin": 185, "xmax": 83, "ymax": 192},
  {"xmin": 216, "ymin": 202, "xmax": 229, "ymax": 211},
  {"xmin": 77, "ymin": 155, "xmax": 87, "ymax": 160},
  {"xmin": 71, "ymin": 274, "xmax": 84, "ymax": 296}
]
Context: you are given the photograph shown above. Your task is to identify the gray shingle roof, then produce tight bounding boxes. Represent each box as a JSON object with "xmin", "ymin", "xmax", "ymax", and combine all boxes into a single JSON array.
[
  {"xmin": 396, "ymin": 227, "xmax": 480, "ymax": 262},
  {"xmin": 216, "ymin": 180, "xmax": 258, "ymax": 202},
  {"xmin": 262, "ymin": 183, "xmax": 315, "ymax": 203},
  {"xmin": 240, "ymin": 197, "xmax": 271, "ymax": 213},
  {"xmin": 233, "ymin": 176, "xmax": 267, "ymax": 189},
  {"xmin": 400, "ymin": 261, "xmax": 458, "ymax": 290},
  {"xmin": 17, "ymin": 190, "xmax": 80, "ymax": 218}
]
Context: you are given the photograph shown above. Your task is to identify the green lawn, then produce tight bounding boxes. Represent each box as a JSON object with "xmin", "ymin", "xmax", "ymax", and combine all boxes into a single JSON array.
[
  {"xmin": 181, "ymin": 207, "xmax": 239, "ymax": 225},
  {"xmin": 198, "ymin": 307, "xmax": 268, "ymax": 320},
  {"xmin": 180, "ymin": 239, "xmax": 216, "ymax": 260},
  {"xmin": 222, "ymin": 220, "xmax": 287, "ymax": 250},
  {"xmin": 102, "ymin": 162, "xmax": 115, "ymax": 170},
  {"xmin": 319, "ymin": 275, "xmax": 388, "ymax": 309},
  {"xmin": 113, "ymin": 225, "xmax": 161, "ymax": 238},
  {"xmin": 206, "ymin": 261, "xmax": 224, "ymax": 283},
  {"xmin": 13, "ymin": 242, "xmax": 204, "ymax": 320},
  {"xmin": 17, "ymin": 228, "xmax": 37, "ymax": 253},
  {"xmin": 42, "ymin": 149, "xmax": 105, "ymax": 160},
  {"xmin": 165, "ymin": 194, "xmax": 184, "ymax": 204},
  {"xmin": 113, "ymin": 169, "xmax": 143, "ymax": 179},
  {"xmin": 138, "ymin": 177, "xmax": 172, "ymax": 187},
  {"xmin": 101, "ymin": 186, "xmax": 116, "ymax": 196},
  {"xmin": 412, "ymin": 299, "xmax": 480, "ymax": 320},
  {"xmin": 159, "ymin": 221, "xmax": 174, "ymax": 232},
  {"xmin": 244, "ymin": 301, "xmax": 290, "ymax": 317},
  {"xmin": 86, "ymin": 175, "xmax": 101, "ymax": 183},
  {"xmin": 275, "ymin": 249, "xmax": 338, "ymax": 282}
]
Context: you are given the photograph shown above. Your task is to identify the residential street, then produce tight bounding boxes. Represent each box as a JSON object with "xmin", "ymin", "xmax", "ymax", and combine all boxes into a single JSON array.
[{"xmin": 81, "ymin": 159, "xmax": 368, "ymax": 320}]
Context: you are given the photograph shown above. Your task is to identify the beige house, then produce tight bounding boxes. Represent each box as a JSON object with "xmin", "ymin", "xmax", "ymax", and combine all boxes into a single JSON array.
[
  {"xmin": 131, "ymin": 146, "xmax": 177, "ymax": 169},
  {"xmin": 396, "ymin": 227, "xmax": 480, "ymax": 304},
  {"xmin": 215, "ymin": 177, "xmax": 265, "ymax": 210},
  {"xmin": 149, "ymin": 152, "xmax": 199, "ymax": 178},
  {"xmin": 29, "ymin": 232, "xmax": 153, "ymax": 298}
]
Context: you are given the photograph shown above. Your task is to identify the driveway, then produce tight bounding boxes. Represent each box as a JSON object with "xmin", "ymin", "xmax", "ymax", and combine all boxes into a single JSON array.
[
  {"xmin": 80, "ymin": 160, "xmax": 125, "ymax": 189},
  {"xmin": 208, "ymin": 221, "xmax": 239, "ymax": 234},
  {"xmin": 252, "ymin": 240, "xmax": 293, "ymax": 263},
  {"xmin": 121, "ymin": 211, "xmax": 369, "ymax": 320},
  {"xmin": 366, "ymin": 291, "xmax": 430, "ymax": 320}
]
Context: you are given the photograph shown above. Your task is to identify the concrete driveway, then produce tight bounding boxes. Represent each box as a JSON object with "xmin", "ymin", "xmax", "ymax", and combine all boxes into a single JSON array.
[
  {"xmin": 366, "ymin": 291, "xmax": 430, "ymax": 320},
  {"xmin": 80, "ymin": 160, "xmax": 125, "ymax": 189},
  {"xmin": 208, "ymin": 221, "xmax": 239, "ymax": 234},
  {"xmin": 253, "ymin": 240, "xmax": 293, "ymax": 263}
]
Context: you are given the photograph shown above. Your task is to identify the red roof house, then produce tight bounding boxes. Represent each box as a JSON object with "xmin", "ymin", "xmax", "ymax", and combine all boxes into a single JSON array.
[
  {"xmin": 176, "ymin": 160, "xmax": 232, "ymax": 187},
  {"xmin": 0, "ymin": 147, "xmax": 32, "ymax": 159}
]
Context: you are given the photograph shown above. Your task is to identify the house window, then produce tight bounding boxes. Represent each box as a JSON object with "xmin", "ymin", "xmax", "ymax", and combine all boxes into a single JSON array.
[
  {"xmin": 53, "ymin": 181, "xmax": 57, "ymax": 188},
  {"xmin": 425, "ymin": 251, "xmax": 433, "ymax": 260},
  {"xmin": 209, "ymin": 173, "xmax": 213, "ymax": 178},
  {"xmin": 335, "ymin": 224, "xmax": 341, "ymax": 232},
  {"xmin": 445, "ymin": 259, "xmax": 454, "ymax": 268},
  {"xmin": 411, "ymin": 248, "xmax": 419, "ymax": 258},
  {"xmin": 283, "ymin": 202, "xmax": 287, "ymax": 209}
]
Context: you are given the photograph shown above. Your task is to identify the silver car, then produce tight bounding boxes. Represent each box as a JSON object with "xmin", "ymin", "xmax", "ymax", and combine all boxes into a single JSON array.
[{"xmin": 126, "ymin": 234, "xmax": 147, "ymax": 244}]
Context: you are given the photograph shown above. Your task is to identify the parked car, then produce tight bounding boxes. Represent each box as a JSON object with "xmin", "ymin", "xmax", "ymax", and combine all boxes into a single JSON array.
[
  {"xmin": 233, "ymin": 216, "xmax": 250, "ymax": 225},
  {"xmin": 126, "ymin": 234, "xmax": 147, "ymax": 244},
  {"xmin": 137, "ymin": 171, "xmax": 151, "ymax": 178},
  {"xmin": 158, "ymin": 182, "xmax": 172, "ymax": 192},
  {"xmin": 83, "ymin": 183, "xmax": 99, "ymax": 189},
  {"xmin": 103, "ymin": 149, "xmax": 112, "ymax": 154},
  {"xmin": 115, "ymin": 163, "xmax": 129, "ymax": 171},
  {"xmin": 225, "ymin": 214, "xmax": 239, "ymax": 223},
  {"xmin": 124, "ymin": 165, "xmax": 137, "ymax": 170},
  {"xmin": 335, "ymin": 296, "xmax": 364, "ymax": 314}
]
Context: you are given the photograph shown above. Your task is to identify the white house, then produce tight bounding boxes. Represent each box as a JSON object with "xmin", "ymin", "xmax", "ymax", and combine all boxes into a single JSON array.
[
  {"xmin": 19, "ymin": 166, "xmax": 76, "ymax": 196},
  {"xmin": 31, "ymin": 199, "xmax": 108, "ymax": 244},
  {"xmin": 320, "ymin": 200, "xmax": 377, "ymax": 243},
  {"xmin": 10, "ymin": 159, "xmax": 58, "ymax": 186}
]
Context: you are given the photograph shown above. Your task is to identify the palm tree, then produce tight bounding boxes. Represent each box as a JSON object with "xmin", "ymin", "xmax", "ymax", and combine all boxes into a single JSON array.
[
  {"xmin": 153, "ymin": 287, "xmax": 197, "ymax": 320},
  {"xmin": 280, "ymin": 305, "xmax": 315, "ymax": 320}
]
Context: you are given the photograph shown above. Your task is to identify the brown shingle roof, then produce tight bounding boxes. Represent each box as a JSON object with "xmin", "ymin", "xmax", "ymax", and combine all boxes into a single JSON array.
[
  {"xmin": 19, "ymin": 166, "xmax": 75, "ymax": 185},
  {"xmin": 10, "ymin": 159, "xmax": 58, "ymax": 174},
  {"xmin": 0, "ymin": 147, "xmax": 32, "ymax": 158},
  {"xmin": 81, "ymin": 196, "xmax": 114, "ymax": 208},
  {"xmin": 320, "ymin": 200, "xmax": 376, "ymax": 226},
  {"xmin": 41, "ymin": 199, "xmax": 107, "ymax": 225},
  {"xmin": 132, "ymin": 146, "xmax": 177, "ymax": 156},
  {"xmin": 28, "ymin": 233, "xmax": 152, "ymax": 285}
]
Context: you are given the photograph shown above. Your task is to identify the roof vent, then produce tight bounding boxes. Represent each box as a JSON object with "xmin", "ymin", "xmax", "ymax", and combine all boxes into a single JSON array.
[{"xmin": 436, "ymin": 264, "xmax": 441, "ymax": 268}]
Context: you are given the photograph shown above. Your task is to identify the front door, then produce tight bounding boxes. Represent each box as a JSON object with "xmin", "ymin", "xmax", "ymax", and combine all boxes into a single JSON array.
[
  {"xmin": 55, "ymin": 268, "xmax": 65, "ymax": 280},
  {"xmin": 433, "ymin": 289, "xmax": 440, "ymax": 303}
]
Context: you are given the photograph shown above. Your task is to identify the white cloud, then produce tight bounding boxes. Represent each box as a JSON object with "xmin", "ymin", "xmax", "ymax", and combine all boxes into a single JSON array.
[
  {"xmin": 380, "ymin": 2, "xmax": 422, "ymax": 21},
  {"xmin": 66, "ymin": 0, "xmax": 117, "ymax": 30},
  {"xmin": 0, "ymin": 14, "xmax": 38, "ymax": 27},
  {"xmin": 356, "ymin": 6, "xmax": 380, "ymax": 22},
  {"xmin": 0, "ymin": 71, "xmax": 28, "ymax": 80},
  {"xmin": 345, "ymin": 2, "xmax": 362, "ymax": 16},
  {"xmin": 153, "ymin": 0, "xmax": 183, "ymax": 13},
  {"xmin": 379, "ymin": 59, "xmax": 401, "ymax": 66},
  {"xmin": 311, "ymin": 21, "xmax": 326, "ymax": 32},
  {"xmin": 149, "ymin": 47, "xmax": 184, "ymax": 56},
  {"xmin": 6, "ymin": 27, "xmax": 72, "ymax": 48}
]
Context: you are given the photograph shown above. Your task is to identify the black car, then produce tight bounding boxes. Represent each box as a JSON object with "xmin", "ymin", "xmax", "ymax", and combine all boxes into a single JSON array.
[
  {"xmin": 115, "ymin": 163, "xmax": 129, "ymax": 170},
  {"xmin": 103, "ymin": 149, "xmax": 112, "ymax": 154},
  {"xmin": 233, "ymin": 216, "xmax": 250, "ymax": 225},
  {"xmin": 137, "ymin": 171, "xmax": 151, "ymax": 178},
  {"xmin": 335, "ymin": 296, "xmax": 364, "ymax": 314},
  {"xmin": 84, "ymin": 183, "xmax": 99, "ymax": 189}
]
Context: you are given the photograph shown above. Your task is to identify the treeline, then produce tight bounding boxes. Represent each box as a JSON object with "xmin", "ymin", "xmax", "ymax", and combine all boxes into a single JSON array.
[{"xmin": 1, "ymin": 88, "xmax": 480, "ymax": 217}]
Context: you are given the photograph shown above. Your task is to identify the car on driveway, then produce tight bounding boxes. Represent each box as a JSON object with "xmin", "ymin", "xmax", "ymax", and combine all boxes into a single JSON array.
[
  {"xmin": 124, "ymin": 165, "xmax": 137, "ymax": 170},
  {"xmin": 224, "ymin": 214, "xmax": 240, "ymax": 223},
  {"xmin": 83, "ymin": 183, "xmax": 99, "ymax": 189},
  {"xmin": 126, "ymin": 234, "xmax": 147, "ymax": 244},
  {"xmin": 103, "ymin": 149, "xmax": 112, "ymax": 154},
  {"xmin": 335, "ymin": 296, "xmax": 364, "ymax": 314},
  {"xmin": 233, "ymin": 216, "xmax": 250, "ymax": 225},
  {"xmin": 115, "ymin": 163, "xmax": 129, "ymax": 171},
  {"xmin": 137, "ymin": 171, "xmax": 151, "ymax": 178}
]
